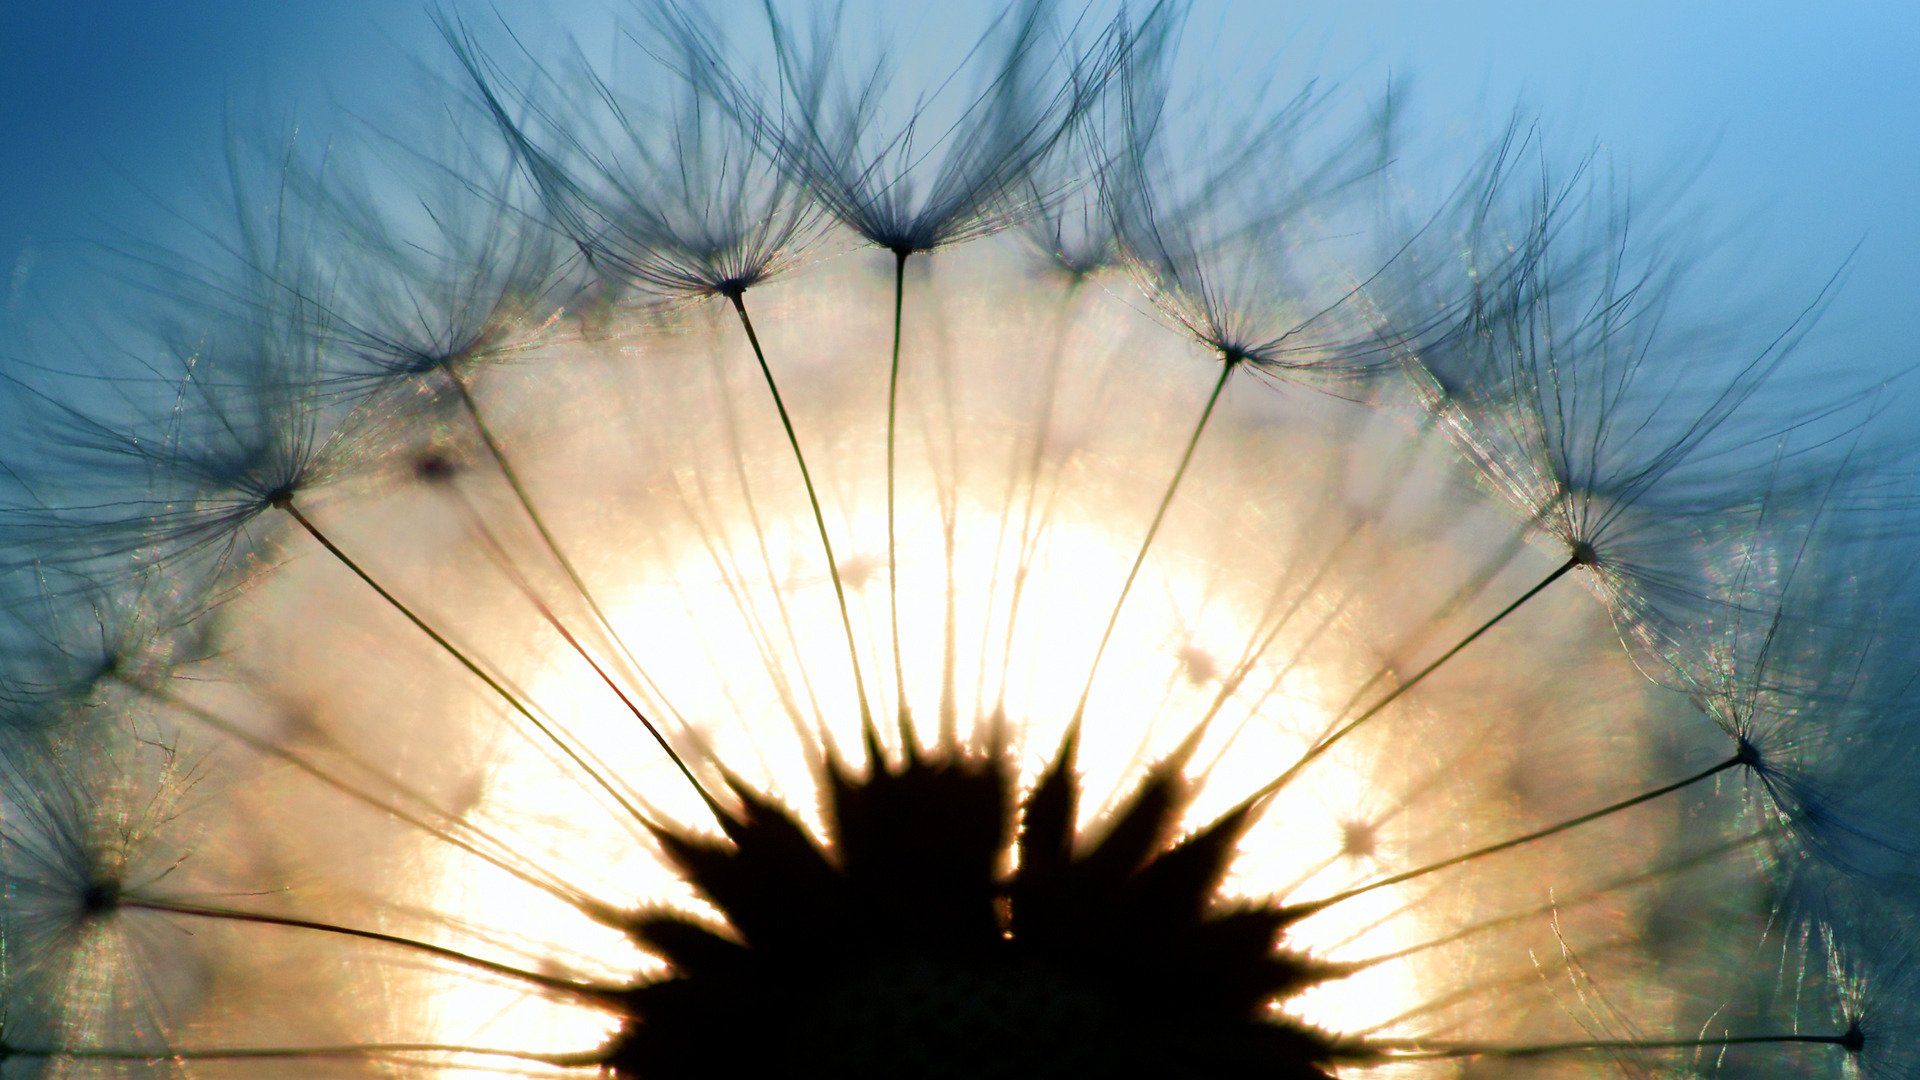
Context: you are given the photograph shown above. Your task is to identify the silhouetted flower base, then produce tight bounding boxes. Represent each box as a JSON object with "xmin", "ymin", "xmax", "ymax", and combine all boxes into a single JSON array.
[{"xmin": 620, "ymin": 732, "xmax": 1346, "ymax": 1078}]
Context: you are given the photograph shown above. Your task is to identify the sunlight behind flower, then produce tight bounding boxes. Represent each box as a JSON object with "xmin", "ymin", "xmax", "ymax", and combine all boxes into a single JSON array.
[
  {"xmin": 0, "ymin": 4, "xmax": 1913, "ymax": 1077},
  {"xmin": 174, "ymin": 246, "xmax": 1701, "ymax": 1073}
]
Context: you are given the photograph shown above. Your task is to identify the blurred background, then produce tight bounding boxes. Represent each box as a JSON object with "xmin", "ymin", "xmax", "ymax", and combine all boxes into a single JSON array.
[{"xmin": 3, "ymin": 1, "xmax": 1913, "ymax": 380}]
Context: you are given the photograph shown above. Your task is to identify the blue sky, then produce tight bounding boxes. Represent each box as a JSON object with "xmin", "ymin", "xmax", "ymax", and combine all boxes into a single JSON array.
[{"xmin": 3, "ymin": 2, "xmax": 1912, "ymax": 379}]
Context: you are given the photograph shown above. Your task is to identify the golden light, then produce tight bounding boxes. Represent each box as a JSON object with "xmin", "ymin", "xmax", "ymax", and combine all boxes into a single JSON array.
[{"xmin": 243, "ymin": 249, "xmax": 1664, "ymax": 1070}]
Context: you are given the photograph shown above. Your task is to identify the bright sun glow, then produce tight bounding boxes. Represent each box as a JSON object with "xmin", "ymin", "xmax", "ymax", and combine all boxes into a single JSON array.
[
  {"xmin": 405, "ymin": 281, "xmax": 1497, "ymax": 1059},
  {"xmin": 435, "ymin": 511, "xmax": 1434, "ymax": 1056},
  {"xmin": 150, "ymin": 238, "xmax": 1704, "ymax": 1079},
  {"xmin": 13, "ymin": 6, "xmax": 1883, "ymax": 1069}
]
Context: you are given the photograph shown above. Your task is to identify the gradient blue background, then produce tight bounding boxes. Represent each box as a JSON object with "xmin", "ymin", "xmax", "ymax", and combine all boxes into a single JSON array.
[{"xmin": 3, "ymin": 3, "xmax": 1912, "ymax": 376}]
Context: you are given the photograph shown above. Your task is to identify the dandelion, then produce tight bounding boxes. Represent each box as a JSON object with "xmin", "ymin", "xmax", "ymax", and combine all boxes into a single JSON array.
[{"xmin": 0, "ymin": 3, "xmax": 1915, "ymax": 1078}]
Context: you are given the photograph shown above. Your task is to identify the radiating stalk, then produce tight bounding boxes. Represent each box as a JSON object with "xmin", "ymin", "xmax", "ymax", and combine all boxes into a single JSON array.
[
  {"xmin": 986, "ymin": 275, "xmax": 1085, "ymax": 717},
  {"xmin": 1245, "ymin": 554, "xmax": 1581, "ymax": 808},
  {"xmin": 275, "ymin": 497, "xmax": 719, "ymax": 824},
  {"xmin": 118, "ymin": 670, "xmax": 600, "ymax": 914},
  {"xmin": 729, "ymin": 288, "xmax": 874, "ymax": 730},
  {"xmin": 122, "ymin": 898, "xmax": 615, "ymax": 1003},
  {"xmin": 449, "ymin": 376, "xmax": 692, "ymax": 736},
  {"xmin": 1376, "ymin": 1031, "xmax": 1860, "ymax": 1061},
  {"xmin": 0, "ymin": 1044, "xmax": 593, "ymax": 1067},
  {"xmin": 1288, "ymin": 751, "xmax": 1747, "ymax": 918},
  {"xmin": 1346, "ymin": 827, "xmax": 1777, "ymax": 971},
  {"xmin": 1068, "ymin": 356, "xmax": 1237, "ymax": 731},
  {"xmin": 885, "ymin": 247, "xmax": 910, "ymax": 737}
]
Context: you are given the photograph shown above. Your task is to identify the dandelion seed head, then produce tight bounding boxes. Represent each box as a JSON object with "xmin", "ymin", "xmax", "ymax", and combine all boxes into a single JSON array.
[
  {"xmin": 0, "ymin": 3, "xmax": 1915, "ymax": 1079},
  {"xmin": 113, "ymin": 238, "xmax": 1754, "ymax": 1073}
]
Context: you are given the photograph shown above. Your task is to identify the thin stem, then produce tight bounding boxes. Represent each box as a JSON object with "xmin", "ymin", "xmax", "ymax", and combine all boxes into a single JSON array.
[
  {"xmin": 704, "ymin": 354, "xmax": 830, "ymax": 753},
  {"xmin": 445, "ymin": 491, "xmax": 708, "ymax": 827},
  {"xmin": 122, "ymin": 898, "xmax": 615, "ymax": 1003},
  {"xmin": 276, "ymin": 498, "xmax": 716, "ymax": 825},
  {"xmin": 118, "ymin": 671, "xmax": 599, "ymax": 916},
  {"xmin": 450, "ymin": 376, "xmax": 692, "ymax": 738},
  {"xmin": 1069, "ymin": 357, "xmax": 1236, "ymax": 730},
  {"xmin": 1289, "ymin": 752, "xmax": 1746, "ymax": 918},
  {"xmin": 1377, "ymin": 1031, "xmax": 1859, "ymax": 1061},
  {"xmin": 1191, "ymin": 409, "xmax": 1450, "ymax": 785},
  {"xmin": 983, "ymin": 275, "xmax": 1083, "ymax": 718},
  {"xmin": 1188, "ymin": 531, "xmax": 1355, "ymax": 784},
  {"xmin": 1346, "ymin": 827, "xmax": 1777, "ymax": 971},
  {"xmin": 1247, "ymin": 555, "xmax": 1581, "ymax": 808},
  {"xmin": 1324, "ymin": 526, "xmax": 1539, "ymax": 732},
  {"xmin": 886, "ymin": 247, "xmax": 910, "ymax": 739},
  {"xmin": 4, "ymin": 1042, "xmax": 597, "ymax": 1067},
  {"xmin": 728, "ymin": 289, "xmax": 873, "ymax": 729}
]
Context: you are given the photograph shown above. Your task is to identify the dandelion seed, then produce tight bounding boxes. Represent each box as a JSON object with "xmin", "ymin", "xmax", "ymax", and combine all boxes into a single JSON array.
[{"xmin": 0, "ymin": 4, "xmax": 1916, "ymax": 1079}]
